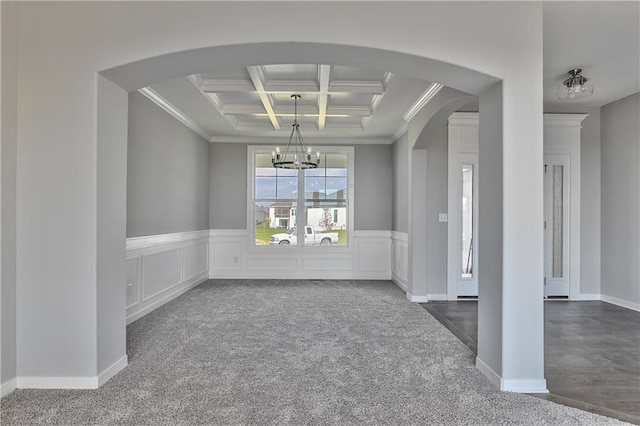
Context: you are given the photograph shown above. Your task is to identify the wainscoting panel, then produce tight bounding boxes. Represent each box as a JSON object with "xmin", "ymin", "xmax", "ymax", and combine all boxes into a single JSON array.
[
  {"xmin": 391, "ymin": 231, "xmax": 409, "ymax": 291},
  {"xmin": 125, "ymin": 257, "xmax": 140, "ymax": 309},
  {"xmin": 142, "ymin": 248, "xmax": 183, "ymax": 301},
  {"xmin": 246, "ymin": 256, "xmax": 299, "ymax": 271},
  {"xmin": 184, "ymin": 242, "xmax": 209, "ymax": 281},
  {"xmin": 126, "ymin": 230, "xmax": 210, "ymax": 324},
  {"xmin": 302, "ymin": 257, "xmax": 353, "ymax": 271},
  {"xmin": 210, "ymin": 229, "xmax": 392, "ymax": 280}
]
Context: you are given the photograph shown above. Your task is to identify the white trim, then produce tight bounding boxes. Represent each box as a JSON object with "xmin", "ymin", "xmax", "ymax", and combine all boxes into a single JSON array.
[
  {"xmin": 391, "ymin": 231, "xmax": 408, "ymax": 243},
  {"xmin": 392, "ymin": 121, "xmax": 408, "ymax": 143},
  {"xmin": 403, "ymin": 83, "xmax": 443, "ymax": 122},
  {"xmin": 126, "ymin": 231, "xmax": 210, "ymax": 324},
  {"xmin": 448, "ymin": 112, "xmax": 480, "ymax": 127},
  {"xmin": 543, "ymin": 113, "xmax": 589, "ymax": 127},
  {"xmin": 476, "ymin": 357, "xmax": 502, "ymax": 389},
  {"xmin": 577, "ymin": 293, "xmax": 601, "ymax": 301},
  {"xmin": 406, "ymin": 293, "xmax": 428, "ymax": 303},
  {"xmin": 97, "ymin": 355, "xmax": 128, "ymax": 387},
  {"xmin": 601, "ymin": 294, "xmax": 640, "ymax": 312},
  {"xmin": 502, "ymin": 379, "xmax": 549, "ymax": 394},
  {"xmin": 17, "ymin": 376, "xmax": 99, "ymax": 390},
  {"xmin": 126, "ymin": 272, "xmax": 208, "ymax": 325},
  {"xmin": 0, "ymin": 377, "xmax": 17, "ymax": 397},
  {"xmin": 353, "ymin": 230, "xmax": 391, "ymax": 239},
  {"xmin": 476, "ymin": 357, "xmax": 549, "ymax": 394},
  {"xmin": 426, "ymin": 294, "xmax": 448, "ymax": 301},
  {"xmin": 138, "ymin": 87, "xmax": 210, "ymax": 141},
  {"xmin": 210, "ymin": 229, "xmax": 246, "ymax": 238},
  {"xmin": 126, "ymin": 229, "xmax": 210, "ymax": 251},
  {"xmin": 392, "ymin": 276, "xmax": 408, "ymax": 292},
  {"xmin": 210, "ymin": 136, "xmax": 391, "ymax": 145}
]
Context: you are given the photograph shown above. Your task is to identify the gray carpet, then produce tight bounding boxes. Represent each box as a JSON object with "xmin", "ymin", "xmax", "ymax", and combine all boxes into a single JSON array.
[{"xmin": 0, "ymin": 280, "xmax": 629, "ymax": 425}]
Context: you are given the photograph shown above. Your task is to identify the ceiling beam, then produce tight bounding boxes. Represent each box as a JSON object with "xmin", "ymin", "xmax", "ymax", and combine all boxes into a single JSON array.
[
  {"xmin": 317, "ymin": 65, "xmax": 331, "ymax": 130},
  {"xmin": 246, "ymin": 66, "xmax": 280, "ymax": 130}
]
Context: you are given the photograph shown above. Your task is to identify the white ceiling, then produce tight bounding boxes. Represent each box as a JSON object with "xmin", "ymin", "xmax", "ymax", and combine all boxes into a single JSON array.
[{"xmin": 141, "ymin": 2, "xmax": 639, "ymax": 143}]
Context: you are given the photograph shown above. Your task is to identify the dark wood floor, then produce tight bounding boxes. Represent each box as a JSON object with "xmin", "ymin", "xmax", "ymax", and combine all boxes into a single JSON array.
[{"xmin": 421, "ymin": 300, "xmax": 640, "ymax": 425}]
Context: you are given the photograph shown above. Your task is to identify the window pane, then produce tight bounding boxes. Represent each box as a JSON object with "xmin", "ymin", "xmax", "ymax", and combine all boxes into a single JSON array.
[
  {"xmin": 256, "ymin": 177, "xmax": 276, "ymax": 199},
  {"xmin": 461, "ymin": 165, "xmax": 473, "ymax": 278},
  {"xmin": 305, "ymin": 177, "xmax": 325, "ymax": 199},
  {"xmin": 255, "ymin": 153, "xmax": 275, "ymax": 170},
  {"xmin": 254, "ymin": 201, "xmax": 296, "ymax": 246},
  {"xmin": 324, "ymin": 153, "xmax": 348, "ymax": 169},
  {"xmin": 305, "ymin": 200, "xmax": 347, "ymax": 246},
  {"xmin": 326, "ymin": 178, "xmax": 347, "ymax": 199},
  {"xmin": 276, "ymin": 176, "xmax": 297, "ymax": 199},
  {"xmin": 552, "ymin": 165, "xmax": 564, "ymax": 278}
]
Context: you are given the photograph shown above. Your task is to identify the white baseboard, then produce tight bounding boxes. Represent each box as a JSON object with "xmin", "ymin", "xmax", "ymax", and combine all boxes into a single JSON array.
[
  {"xmin": 476, "ymin": 357, "xmax": 548, "ymax": 394},
  {"xmin": 392, "ymin": 274, "xmax": 408, "ymax": 292},
  {"xmin": 0, "ymin": 377, "xmax": 17, "ymax": 397},
  {"xmin": 601, "ymin": 294, "xmax": 640, "ymax": 312},
  {"xmin": 577, "ymin": 293, "xmax": 601, "ymax": 301},
  {"xmin": 427, "ymin": 293, "xmax": 448, "ymax": 301},
  {"xmin": 476, "ymin": 357, "xmax": 502, "ymax": 389},
  {"xmin": 126, "ymin": 273, "xmax": 208, "ymax": 325},
  {"xmin": 98, "ymin": 355, "xmax": 128, "ymax": 387},
  {"xmin": 406, "ymin": 293, "xmax": 428, "ymax": 303},
  {"xmin": 502, "ymin": 379, "xmax": 549, "ymax": 394},
  {"xmin": 6, "ymin": 356, "xmax": 128, "ymax": 392},
  {"xmin": 18, "ymin": 375, "xmax": 100, "ymax": 390}
]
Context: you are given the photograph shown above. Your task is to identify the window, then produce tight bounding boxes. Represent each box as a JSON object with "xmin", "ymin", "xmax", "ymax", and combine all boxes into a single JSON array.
[{"xmin": 250, "ymin": 146, "xmax": 353, "ymax": 248}]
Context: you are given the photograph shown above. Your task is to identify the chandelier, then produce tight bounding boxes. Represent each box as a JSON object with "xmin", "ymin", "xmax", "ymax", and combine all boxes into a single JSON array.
[
  {"xmin": 272, "ymin": 94, "xmax": 320, "ymax": 169},
  {"xmin": 557, "ymin": 69, "xmax": 594, "ymax": 100}
]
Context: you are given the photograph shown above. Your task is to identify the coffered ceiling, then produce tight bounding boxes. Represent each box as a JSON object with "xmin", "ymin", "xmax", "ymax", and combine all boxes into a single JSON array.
[
  {"xmin": 141, "ymin": 63, "xmax": 440, "ymax": 143},
  {"xmin": 138, "ymin": 2, "xmax": 638, "ymax": 144}
]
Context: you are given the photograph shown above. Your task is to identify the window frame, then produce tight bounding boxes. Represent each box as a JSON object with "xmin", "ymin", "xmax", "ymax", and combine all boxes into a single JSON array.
[{"xmin": 247, "ymin": 145, "xmax": 354, "ymax": 251}]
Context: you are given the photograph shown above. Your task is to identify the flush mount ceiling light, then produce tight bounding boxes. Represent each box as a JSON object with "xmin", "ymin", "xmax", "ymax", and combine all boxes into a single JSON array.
[
  {"xmin": 272, "ymin": 94, "xmax": 320, "ymax": 170},
  {"xmin": 557, "ymin": 69, "xmax": 594, "ymax": 100}
]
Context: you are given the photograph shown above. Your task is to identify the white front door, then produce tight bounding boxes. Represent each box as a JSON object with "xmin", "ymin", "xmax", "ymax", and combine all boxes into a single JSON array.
[
  {"xmin": 544, "ymin": 154, "xmax": 570, "ymax": 297},
  {"xmin": 456, "ymin": 159, "xmax": 478, "ymax": 296}
]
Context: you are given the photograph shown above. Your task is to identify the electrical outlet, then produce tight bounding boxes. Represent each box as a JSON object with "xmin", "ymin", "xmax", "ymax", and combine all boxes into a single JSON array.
[{"xmin": 438, "ymin": 213, "xmax": 448, "ymax": 223}]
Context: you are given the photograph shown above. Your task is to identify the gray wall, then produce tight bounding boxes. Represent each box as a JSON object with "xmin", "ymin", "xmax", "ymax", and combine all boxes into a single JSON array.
[
  {"xmin": 424, "ymin": 124, "xmax": 449, "ymax": 295},
  {"xmin": 601, "ymin": 93, "xmax": 640, "ymax": 305},
  {"xmin": 97, "ymin": 76, "xmax": 128, "ymax": 373},
  {"xmin": 209, "ymin": 143, "xmax": 247, "ymax": 229},
  {"xmin": 354, "ymin": 145, "xmax": 392, "ymax": 230},
  {"xmin": 392, "ymin": 133, "xmax": 409, "ymax": 233},
  {"xmin": 209, "ymin": 144, "xmax": 392, "ymax": 231},
  {"xmin": 127, "ymin": 91, "xmax": 210, "ymax": 237},
  {"xmin": 1, "ymin": 0, "xmax": 18, "ymax": 385},
  {"xmin": 477, "ymin": 82, "xmax": 504, "ymax": 377},
  {"xmin": 544, "ymin": 106, "xmax": 602, "ymax": 295}
]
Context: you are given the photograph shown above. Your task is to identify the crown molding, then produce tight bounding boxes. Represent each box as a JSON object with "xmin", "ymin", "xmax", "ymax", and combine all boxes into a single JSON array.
[
  {"xmin": 138, "ymin": 87, "xmax": 211, "ymax": 141},
  {"xmin": 403, "ymin": 82, "xmax": 444, "ymax": 122},
  {"xmin": 209, "ymin": 136, "xmax": 391, "ymax": 145},
  {"xmin": 329, "ymin": 80, "xmax": 385, "ymax": 94},
  {"xmin": 543, "ymin": 113, "xmax": 589, "ymax": 127},
  {"xmin": 392, "ymin": 122, "xmax": 408, "ymax": 143},
  {"xmin": 200, "ymin": 78, "xmax": 255, "ymax": 93},
  {"xmin": 448, "ymin": 112, "xmax": 479, "ymax": 126}
]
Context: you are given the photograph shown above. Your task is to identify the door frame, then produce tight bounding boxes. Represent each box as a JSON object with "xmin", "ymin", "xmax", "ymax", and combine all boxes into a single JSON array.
[{"xmin": 447, "ymin": 113, "xmax": 479, "ymax": 300}]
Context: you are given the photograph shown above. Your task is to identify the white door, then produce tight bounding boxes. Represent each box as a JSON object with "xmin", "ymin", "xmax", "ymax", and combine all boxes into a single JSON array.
[
  {"xmin": 544, "ymin": 154, "xmax": 570, "ymax": 297},
  {"xmin": 448, "ymin": 152, "xmax": 479, "ymax": 298},
  {"xmin": 457, "ymin": 159, "xmax": 478, "ymax": 296}
]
